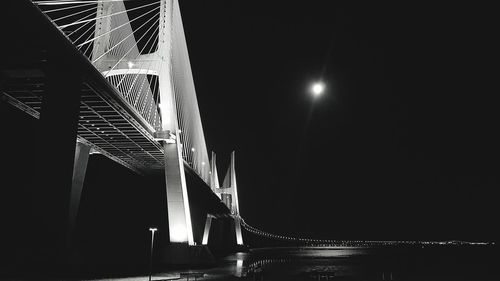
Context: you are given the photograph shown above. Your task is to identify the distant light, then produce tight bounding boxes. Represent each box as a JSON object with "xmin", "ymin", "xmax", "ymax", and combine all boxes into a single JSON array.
[
  {"xmin": 201, "ymin": 162, "xmax": 205, "ymax": 165},
  {"xmin": 191, "ymin": 147, "xmax": 195, "ymax": 152},
  {"xmin": 311, "ymin": 82, "xmax": 325, "ymax": 96},
  {"xmin": 128, "ymin": 61, "xmax": 134, "ymax": 68}
]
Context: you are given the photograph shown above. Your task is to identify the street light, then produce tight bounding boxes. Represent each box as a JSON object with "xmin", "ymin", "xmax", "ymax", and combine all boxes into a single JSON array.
[{"xmin": 148, "ymin": 227, "xmax": 157, "ymax": 281}]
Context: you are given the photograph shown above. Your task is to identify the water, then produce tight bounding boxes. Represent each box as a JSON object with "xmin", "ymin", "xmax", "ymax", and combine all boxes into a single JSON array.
[
  {"xmin": 74, "ymin": 245, "xmax": 496, "ymax": 281},
  {"xmin": 150, "ymin": 246, "xmax": 497, "ymax": 281}
]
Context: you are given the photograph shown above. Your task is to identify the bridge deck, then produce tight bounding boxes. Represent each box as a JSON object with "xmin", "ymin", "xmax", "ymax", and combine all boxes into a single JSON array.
[{"xmin": 1, "ymin": 1, "xmax": 166, "ymax": 174}]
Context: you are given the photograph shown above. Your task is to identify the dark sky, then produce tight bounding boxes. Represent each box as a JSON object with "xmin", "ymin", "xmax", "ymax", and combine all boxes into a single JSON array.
[{"xmin": 178, "ymin": 2, "xmax": 498, "ymax": 241}]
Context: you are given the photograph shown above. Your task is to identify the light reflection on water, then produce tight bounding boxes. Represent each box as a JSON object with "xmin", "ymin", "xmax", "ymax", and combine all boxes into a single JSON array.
[
  {"xmin": 157, "ymin": 246, "xmax": 495, "ymax": 281},
  {"xmin": 220, "ymin": 248, "xmax": 379, "ymax": 280}
]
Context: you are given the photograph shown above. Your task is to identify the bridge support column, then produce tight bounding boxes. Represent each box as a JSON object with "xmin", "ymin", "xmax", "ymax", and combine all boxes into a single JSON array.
[
  {"xmin": 32, "ymin": 49, "xmax": 82, "ymax": 268},
  {"xmin": 67, "ymin": 142, "xmax": 91, "ymax": 247},
  {"xmin": 161, "ymin": 135, "xmax": 215, "ymax": 264},
  {"xmin": 163, "ymin": 138, "xmax": 194, "ymax": 245},
  {"xmin": 201, "ymin": 214, "xmax": 213, "ymax": 245},
  {"xmin": 234, "ymin": 216, "xmax": 244, "ymax": 246}
]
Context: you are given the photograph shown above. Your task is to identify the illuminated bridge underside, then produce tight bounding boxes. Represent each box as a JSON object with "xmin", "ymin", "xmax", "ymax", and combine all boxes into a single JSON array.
[
  {"xmin": 3, "ymin": 0, "xmax": 210, "ymax": 178},
  {"xmin": 2, "ymin": 79, "xmax": 164, "ymax": 174},
  {"xmin": 1, "ymin": 0, "xmax": 196, "ymax": 176},
  {"xmin": 0, "ymin": 0, "xmax": 166, "ymax": 175}
]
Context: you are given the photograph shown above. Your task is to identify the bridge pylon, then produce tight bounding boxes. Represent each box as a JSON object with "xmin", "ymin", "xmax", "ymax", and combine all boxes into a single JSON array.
[
  {"xmin": 90, "ymin": 0, "xmax": 216, "ymax": 263},
  {"xmin": 202, "ymin": 151, "xmax": 246, "ymax": 250},
  {"xmin": 91, "ymin": 0, "xmax": 196, "ymax": 247},
  {"xmin": 222, "ymin": 151, "xmax": 244, "ymax": 246},
  {"xmin": 155, "ymin": 0, "xmax": 195, "ymax": 248}
]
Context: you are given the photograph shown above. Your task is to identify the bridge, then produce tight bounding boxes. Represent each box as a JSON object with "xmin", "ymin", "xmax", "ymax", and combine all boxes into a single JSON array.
[
  {"xmin": 1, "ymin": 0, "xmax": 249, "ymax": 265},
  {"xmin": 1, "ymin": 1, "xmax": 487, "ymax": 274}
]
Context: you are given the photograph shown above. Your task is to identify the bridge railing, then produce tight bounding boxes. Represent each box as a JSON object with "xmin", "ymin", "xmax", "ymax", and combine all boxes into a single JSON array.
[{"xmin": 240, "ymin": 218, "xmax": 487, "ymax": 247}]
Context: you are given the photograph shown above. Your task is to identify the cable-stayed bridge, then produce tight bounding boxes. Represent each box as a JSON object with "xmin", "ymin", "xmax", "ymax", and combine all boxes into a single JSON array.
[
  {"xmin": 9, "ymin": 0, "xmax": 208, "ymax": 176},
  {"xmin": 1, "ymin": 1, "xmax": 489, "ymax": 268},
  {"xmin": 1, "ymin": 0, "xmax": 246, "ymax": 262}
]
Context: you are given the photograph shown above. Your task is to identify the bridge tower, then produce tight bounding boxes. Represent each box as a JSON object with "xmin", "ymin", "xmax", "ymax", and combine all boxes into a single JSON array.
[
  {"xmin": 79, "ymin": 0, "xmax": 215, "ymax": 263},
  {"xmin": 155, "ymin": 0, "xmax": 196, "ymax": 247},
  {"xmin": 201, "ymin": 152, "xmax": 220, "ymax": 245},
  {"xmin": 202, "ymin": 151, "xmax": 245, "ymax": 247},
  {"xmin": 90, "ymin": 0, "xmax": 202, "ymax": 258},
  {"xmin": 91, "ymin": 0, "xmax": 196, "ymax": 247},
  {"xmin": 221, "ymin": 151, "xmax": 244, "ymax": 245}
]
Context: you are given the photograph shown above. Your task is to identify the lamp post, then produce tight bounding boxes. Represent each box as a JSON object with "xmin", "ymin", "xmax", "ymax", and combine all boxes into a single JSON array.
[{"xmin": 148, "ymin": 227, "xmax": 157, "ymax": 281}]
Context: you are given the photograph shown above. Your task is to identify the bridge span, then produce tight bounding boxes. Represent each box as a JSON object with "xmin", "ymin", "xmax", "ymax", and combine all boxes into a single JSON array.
[
  {"xmin": 1, "ymin": 0, "xmax": 246, "ymax": 267},
  {"xmin": 1, "ymin": 1, "xmax": 475, "ymax": 276}
]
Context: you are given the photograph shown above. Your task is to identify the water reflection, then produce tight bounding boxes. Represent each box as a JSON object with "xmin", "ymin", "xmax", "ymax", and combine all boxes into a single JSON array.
[
  {"xmin": 157, "ymin": 246, "xmax": 495, "ymax": 281},
  {"xmin": 235, "ymin": 257, "xmax": 244, "ymax": 277}
]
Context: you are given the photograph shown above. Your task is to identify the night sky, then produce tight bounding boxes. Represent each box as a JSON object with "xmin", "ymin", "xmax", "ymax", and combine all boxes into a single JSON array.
[{"xmin": 177, "ymin": 2, "xmax": 498, "ymax": 242}]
